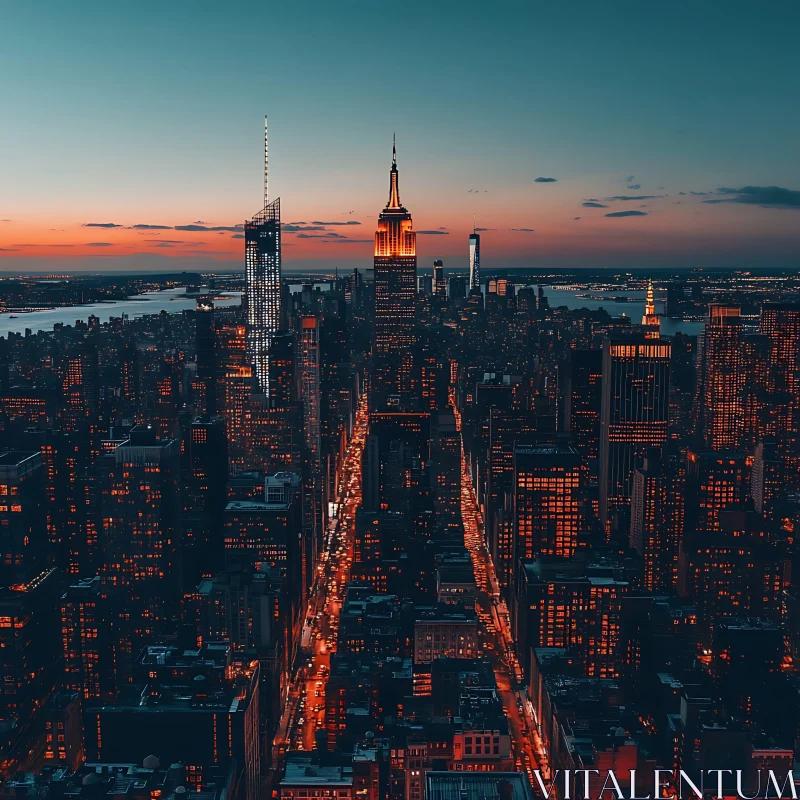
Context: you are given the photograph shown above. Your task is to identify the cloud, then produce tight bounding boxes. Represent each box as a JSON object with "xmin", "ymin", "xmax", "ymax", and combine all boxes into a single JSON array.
[
  {"xmin": 582, "ymin": 202, "xmax": 608, "ymax": 208},
  {"xmin": 625, "ymin": 175, "xmax": 635, "ymax": 182},
  {"xmin": 510, "ymin": 228, "xmax": 534, "ymax": 232},
  {"xmin": 439, "ymin": 226, "xmax": 447, "ymax": 230},
  {"xmin": 627, "ymin": 184, "xmax": 641, "ymax": 190},
  {"xmin": 296, "ymin": 232, "xmax": 345, "ymax": 239},
  {"xmin": 0, "ymin": 247, "xmax": 20, "ymax": 251},
  {"xmin": 605, "ymin": 195, "xmax": 664, "ymax": 201},
  {"xmin": 534, "ymin": 177, "xmax": 557, "ymax": 183},
  {"xmin": 417, "ymin": 230, "xmax": 449, "ymax": 235},
  {"xmin": 474, "ymin": 227, "xmax": 496, "ymax": 231},
  {"xmin": 193, "ymin": 220, "xmax": 207, "ymax": 225},
  {"xmin": 702, "ymin": 186, "xmax": 800, "ymax": 208},
  {"xmin": 231, "ymin": 234, "xmax": 244, "ymax": 239},
  {"xmin": 690, "ymin": 191, "xmax": 709, "ymax": 196},
  {"xmin": 175, "ymin": 224, "xmax": 244, "ymax": 232},
  {"xmin": 131, "ymin": 224, "xmax": 172, "ymax": 230},
  {"xmin": 467, "ymin": 188, "xmax": 489, "ymax": 193},
  {"xmin": 283, "ymin": 224, "xmax": 327, "ymax": 232},
  {"xmin": 605, "ymin": 210, "xmax": 648, "ymax": 218},
  {"xmin": 86, "ymin": 241, "xmax": 115, "ymax": 246},
  {"xmin": 0, "ymin": 219, "xmax": 12, "ymax": 223},
  {"xmin": 324, "ymin": 238, "xmax": 373, "ymax": 244},
  {"xmin": 83, "ymin": 222, "xmax": 122, "ymax": 228},
  {"xmin": 311, "ymin": 220, "xmax": 361, "ymax": 226},
  {"xmin": 574, "ymin": 217, "xmax": 581, "ymax": 220}
]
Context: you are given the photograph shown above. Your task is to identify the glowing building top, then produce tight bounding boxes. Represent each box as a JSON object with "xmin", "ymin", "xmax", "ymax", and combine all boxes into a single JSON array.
[
  {"xmin": 374, "ymin": 135, "xmax": 416, "ymax": 259},
  {"xmin": 641, "ymin": 279, "xmax": 660, "ymax": 337}
]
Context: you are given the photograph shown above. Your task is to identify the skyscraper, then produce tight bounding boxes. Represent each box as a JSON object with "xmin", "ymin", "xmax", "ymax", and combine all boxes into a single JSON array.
[
  {"xmin": 760, "ymin": 302, "xmax": 800, "ymax": 482},
  {"xmin": 512, "ymin": 443, "xmax": 584, "ymax": 572},
  {"xmin": 696, "ymin": 304, "xmax": 744, "ymax": 450},
  {"xmin": 433, "ymin": 259, "xmax": 446, "ymax": 298},
  {"xmin": 195, "ymin": 295, "xmax": 216, "ymax": 415},
  {"xmin": 599, "ymin": 338, "xmax": 671, "ymax": 535},
  {"xmin": 373, "ymin": 136, "xmax": 416, "ymax": 402},
  {"xmin": 245, "ymin": 116, "xmax": 281, "ymax": 395},
  {"xmin": 298, "ymin": 315, "xmax": 321, "ymax": 467},
  {"xmin": 468, "ymin": 226, "xmax": 480, "ymax": 291}
]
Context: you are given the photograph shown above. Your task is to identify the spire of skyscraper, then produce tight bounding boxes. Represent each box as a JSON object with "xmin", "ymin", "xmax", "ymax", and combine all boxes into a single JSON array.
[
  {"xmin": 264, "ymin": 114, "xmax": 269, "ymax": 208},
  {"xmin": 387, "ymin": 136, "xmax": 402, "ymax": 210}
]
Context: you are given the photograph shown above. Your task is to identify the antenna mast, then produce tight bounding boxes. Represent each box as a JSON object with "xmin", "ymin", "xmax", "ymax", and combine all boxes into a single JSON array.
[{"xmin": 264, "ymin": 114, "xmax": 269, "ymax": 208}]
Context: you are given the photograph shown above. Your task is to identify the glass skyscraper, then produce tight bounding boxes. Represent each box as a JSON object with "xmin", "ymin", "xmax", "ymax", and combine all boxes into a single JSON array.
[
  {"xmin": 468, "ymin": 229, "xmax": 480, "ymax": 290},
  {"xmin": 245, "ymin": 117, "xmax": 281, "ymax": 396}
]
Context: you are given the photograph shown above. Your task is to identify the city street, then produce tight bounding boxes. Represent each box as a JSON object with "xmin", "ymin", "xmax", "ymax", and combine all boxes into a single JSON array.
[
  {"xmin": 276, "ymin": 395, "xmax": 369, "ymax": 755},
  {"xmin": 452, "ymin": 396, "xmax": 546, "ymax": 783}
]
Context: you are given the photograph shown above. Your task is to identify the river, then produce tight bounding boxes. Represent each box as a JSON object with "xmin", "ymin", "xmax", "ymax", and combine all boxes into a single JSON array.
[
  {"xmin": 0, "ymin": 288, "xmax": 243, "ymax": 337},
  {"xmin": 0, "ymin": 283, "xmax": 703, "ymax": 338}
]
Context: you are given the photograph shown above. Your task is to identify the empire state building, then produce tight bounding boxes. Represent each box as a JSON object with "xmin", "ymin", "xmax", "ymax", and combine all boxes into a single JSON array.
[{"xmin": 372, "ymin": 137, "xmax": 417, "ymax": 404}]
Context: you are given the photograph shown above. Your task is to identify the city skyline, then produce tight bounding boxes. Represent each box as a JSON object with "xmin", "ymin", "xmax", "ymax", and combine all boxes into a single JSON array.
[{"xmin": 2, "ymin": 1, "xmax": 800, "ymax": 272}]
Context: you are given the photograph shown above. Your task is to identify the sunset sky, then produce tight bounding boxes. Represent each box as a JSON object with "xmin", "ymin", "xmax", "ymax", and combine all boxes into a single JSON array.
[{"xmin": 2, "ymin": 0, "xmax": 799, "ymax": 272}]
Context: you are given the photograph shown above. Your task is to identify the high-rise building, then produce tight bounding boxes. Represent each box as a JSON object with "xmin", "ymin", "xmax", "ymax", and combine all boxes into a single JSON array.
[
  {"xmin": 760, "ymin": 302, "xmax": 800, "ymax": 483},
  {"xmin": 512, "ymin": 444, "xmax": 584, "ymax": 577},
  {"xmin": 696, "ymin": 304, "xmax": 744, "ymax": 450},
  {"xmin": 245, "ymin": 116, "xmax": 281, "ymax": 395},
  {"xmin": 564, "ymin": 348, "xmax": 603, "ymax": 484},
  {"xmin": 61, "ymin": 576, "xmax": 115, "ymax": 700},
  {"xmin": 298, "ymin": 315, "xmax": 321, "ymax": 466},
  {"xmin": 373, "ymin": 137, "xmax": 416, "ymax": 403},
  {"xmin": 468, "ymin": 227, "xmax": 480, "ymax": 291},
  {"xmin": 195, "ymin": 296, "xmax": 217, "ymax": 415},
  {"xmin": 433, "ymin": 259, "xmax": 446, "ymax": 298},
  {"xmin": 599, "ymin": 338, "xmax": 671, "ymax": 535},
  {"xmin": 629, "ymin": 447, "xmax": 683, "ymax": 592}
]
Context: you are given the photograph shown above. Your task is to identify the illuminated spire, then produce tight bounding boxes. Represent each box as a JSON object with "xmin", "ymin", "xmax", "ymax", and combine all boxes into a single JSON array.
[
  {"xmin": 645, "ymin": 278, "xmax": 655, "ymax": 316},
  {"xmin": 387, "ymin": 135, "xmax": 401, "ymax": 209},
  {"xmin": 642, "ymin": 278, "xmax": 660, "ymax": 336},
  {"xmin": 264, "ymin": 114, "xmax": 269, "ymax": 208}
]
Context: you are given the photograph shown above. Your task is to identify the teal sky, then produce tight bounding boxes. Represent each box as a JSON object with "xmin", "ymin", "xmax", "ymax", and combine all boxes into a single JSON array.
[{"xmin": 1, "ymin": 0, "xmax": 799, "ymax": 272}]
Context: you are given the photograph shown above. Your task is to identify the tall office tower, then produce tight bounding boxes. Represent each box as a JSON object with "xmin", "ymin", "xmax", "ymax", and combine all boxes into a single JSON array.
[
  {"xmin": 298, "ymin": 315, "xmax": 321, "ymax": 466},
  {"xmin": 61, "ymin": 576, "xmax": 115, "ymax": 700},
  {"xmin": 629, "ymin": 448, "xmax": 683, "ymax": 592},
  {"xmin": 684, "ymin": 449, "xmax": 747, "ymax": 534},
  {"xmin": 181, "ymin": 416, "xmax": 229, "ymax": 581},
  {"xmin": 740, "ymin": 333, "xmax": 771, "ymax": 450},
  {"xmin": 448, "ymin": 275, "xmax": 467, "ymax": 302},
  {"xmin": 245, "ymin": 116, "xmax": 281, "ymax": 395},
  {"xmin": 564, "ymin": 348, "xmax": 603, "ymax": 484},
  {"xmin": 640, "ymin": 279, "xmax": 660, "ymax": 338},
  {"xmin": 433, "ymin": 259, "xmax": 446, "ymax": 298},
  {"xmin": 373, "ymin": 137, "xmax": 417, "ymax": 403},
  {"xmin": 216, "ymin": 322, "xmax": 251, "ymax": 469},
  {"xmin": 760, "ymin": 302, "xmax": 800, "ymax": 482},
  {"xmin": 512, "ymin": 444, "xmax": 584, "ymax": 583},
  {"xmin": 679, "ymin": 506, "xmax": 783, "ymax": 641},
  {"xmin": 0, "ymin": 452, "xmax": 59, "ymax": 777},
  {"xmin": 468, "ymin": 226, "xmax": 480, "ymax": 291},
  {"xmin": 696, "ymin": 304, "xmax": 744, "ymax": 450},
  {"xmin": 599, "ymin": 338, "xmax": 671, "ymax": 536},
  {"xmin": 194, "ymin": 296, "xmax": 216, "ymax": 415},
  {"xmin": 486, "ymin": 409, "xmax": 557, "ymax": 590},
  {"xmin": 751, "ymin": 439, "xmax": 783, "ymax": 520},
  {"xmin": 100, "ymin": 425, "xmax": 181, "ymax": 620},
  {"xmin": 268, "ymin": 331, "xmax": 296, "ymax": 408}
]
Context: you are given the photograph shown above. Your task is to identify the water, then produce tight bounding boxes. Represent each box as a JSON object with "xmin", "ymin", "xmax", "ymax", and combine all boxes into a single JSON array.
[
  {"xmin": 0, "ymin": 287, "xmax": 243, "ymax": 337},
  {"xmin": 0, "ymin": 282, "xmax": 703, "ymax": 338},
  {"xmin": 538, "ymin": 286, "xmax": 704, "ymax": 337}
]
